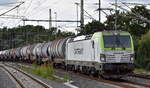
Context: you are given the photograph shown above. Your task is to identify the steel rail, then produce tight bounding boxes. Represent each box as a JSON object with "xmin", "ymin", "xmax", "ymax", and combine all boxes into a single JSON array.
[
  {"xmin": 130, "ymin": 73, "xmax": 150, "ymax": 80},
  {"xmin": 8, "ymin": 62, "xmax": 150, "ymax": 88},
  {"xmin": 4, "ymin": 63, "xmax": 53, "ymax": 88},
  {"xmin": 121, "ymin": 79, "xmax": 150, "ymax": 88},
  {"xmin": 0, "ymin": 65, "xmax": 26, "ymax": 88},
  {"xmin": 54, "ymin": 69, "xmax": 135, "ymax": 88},
  {"xmin": 55, "ymin": 68, "xmax": 150, "ymax": 88}
]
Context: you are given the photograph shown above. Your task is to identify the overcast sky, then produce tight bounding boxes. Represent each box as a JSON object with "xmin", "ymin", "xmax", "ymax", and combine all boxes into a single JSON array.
[{"xmin": 0, "ymin": 0, "xmax": 149, "ymax": 32}]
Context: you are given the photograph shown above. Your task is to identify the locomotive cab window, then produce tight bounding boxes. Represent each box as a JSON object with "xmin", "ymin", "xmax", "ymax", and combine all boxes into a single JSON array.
[{"xmin": 103, "ymin": 35, "xmax": 131, "ymax": 48}]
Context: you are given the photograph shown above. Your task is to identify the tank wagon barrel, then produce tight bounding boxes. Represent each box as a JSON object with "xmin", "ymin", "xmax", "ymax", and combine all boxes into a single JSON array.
[
  {"xmin": 41, "ymin": 42, "xmax": 51, "ymax": 58},
  {"xmin": 15, "ymin": 48, "xmax": 21, "ymax": 58},
  {"xmin": 33, "ymin": 43, "xmax": 42, "ymax": 57},
  {"xmin": 36, "ymin": 43, "xmax": 45, "ymax": 58},
  {"xmin": 29, "ymin": 44, "xmax": 37, "ymax": 56},
  {"xmin": 48, "ymin": 38, "xmax": 69, "ymax": 59}
]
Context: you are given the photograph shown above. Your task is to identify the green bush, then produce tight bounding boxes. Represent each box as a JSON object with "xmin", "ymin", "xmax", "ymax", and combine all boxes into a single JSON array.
[
  {"xmin": 136, "ymin": 32, "xmax": 150, "ymax": 70},
  {"xmin": 21, "ymin": 64, "xmax": 54, "ymax": 80}
]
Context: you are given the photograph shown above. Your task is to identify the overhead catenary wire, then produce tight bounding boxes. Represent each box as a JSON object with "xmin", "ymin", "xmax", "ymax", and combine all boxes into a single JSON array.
[
  {"xmin": 76, "ymin": 2, "xmax": 96, "ymax": 21},
  {"xmin": 0, "ymin": 2, "xmax": 23, "ymax": 6},
  {"xmin": 25, "ymin": 0, "xmax": 48, "ymax": 18},
  {"xmin": 122, "ymin": 2, "xmax": 150, "ymax": 23},
  {"xmin": 23, "ymin": 0, "xmax": 33, "ymax": 15},
  {"xmin": 0, "ymin": 1, "xmax": 25, "ymax": 27},
  {"xmin": 111, "ymin": 2, "xmax": 150, "ymax": 24},
  {"xmin": 0, "ymin": 2, "xmax": 24, "ymax": 16},
  {"xmin": 1, "ymin": 0, "xmax": 97, "ymax": 28},
  {"xmin": 117, "ymin": 2, "xmax": 150, "ymax": 6},
  {"xmin": 22, "ymin": 19, "xmax": 80, "ymax": 22},
  {"xmin": 84, "ymin": 9, "xmax": 96, "ymax": 20}
]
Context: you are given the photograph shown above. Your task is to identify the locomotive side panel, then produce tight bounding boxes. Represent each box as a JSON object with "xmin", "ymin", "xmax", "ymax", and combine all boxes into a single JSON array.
[{"xmin": 66, "ymin": 39, "xmax": 95, "ymax": 65}]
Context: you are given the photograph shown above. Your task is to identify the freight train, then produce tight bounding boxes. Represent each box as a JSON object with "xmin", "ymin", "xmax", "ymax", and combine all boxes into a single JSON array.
[{"xmin": 0, "ymin": 31, "xmax": 135, "ymax": 78}]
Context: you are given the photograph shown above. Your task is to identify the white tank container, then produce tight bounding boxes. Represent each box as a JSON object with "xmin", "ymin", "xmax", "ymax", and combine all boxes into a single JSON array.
[
  {"xmin": 26, "ymin": 46, "xmax": 31, "ymax": 56},
  {"xmin": 15, "ymin": 48, "xmax": 21, "ymax": 57},
  {"xmin": 41, "ymin": 42, "xmax": 51, "ymax": 58},
  {"xmin": 36, "ymin": 43, "xmax": 44, "ymax": 57},
  {"xmin": 48, "ymin": 38, "xmax": 69, "ymax": 58},
  {"xmin": 22, "ymin": 46, "xmax": 28, "ymax": 57},
  {"xmin": 32, "ymin": 43, "xmax": 41, "ymax": 56}
]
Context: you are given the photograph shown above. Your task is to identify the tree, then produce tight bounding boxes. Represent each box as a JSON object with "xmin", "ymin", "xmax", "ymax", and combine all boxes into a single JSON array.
[
  {"xmin": 105, "ymin": 6, "xmax": 150, "ymax": 37},
  {"xmin": 79, "ymin": 21, "xmax": 106, "ymax": 35},
  {"xmin": 0, "ymin": 25, "xmax": 75, "ymax": 50},
  {"xmin": 137, "ymin": 31, "xmax": 150, "ymax": 70}
]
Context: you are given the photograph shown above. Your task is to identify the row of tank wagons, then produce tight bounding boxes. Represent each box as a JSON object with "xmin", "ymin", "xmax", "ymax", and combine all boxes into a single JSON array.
[{"xmin": 0, "ymin": 38, "xmax": 69, "ymax": 61}]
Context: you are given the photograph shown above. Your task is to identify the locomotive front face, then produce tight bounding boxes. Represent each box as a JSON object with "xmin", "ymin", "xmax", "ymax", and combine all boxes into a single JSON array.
[
  {"xmin": 92, "ymin": 31, "xmax": 135, "ymax": 75},
  {"xmin": 100, "ymin": 33, "xmax": 134, "ymax": 63}
]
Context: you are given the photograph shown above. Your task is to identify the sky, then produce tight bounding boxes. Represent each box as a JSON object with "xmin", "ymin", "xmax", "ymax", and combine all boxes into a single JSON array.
[
  {"xmin": 0, "ymin": 0, "xmax": 149, "ymax": 33},
  {"xmin": 0, "ymin": 0, "xmax": 16, "ymax": 4}
]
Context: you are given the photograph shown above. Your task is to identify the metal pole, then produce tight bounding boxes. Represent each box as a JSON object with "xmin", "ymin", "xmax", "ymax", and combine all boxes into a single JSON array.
[
  {"xmin": 23, "ymin": 20, "xmax": 25, "ymax": 26},
  {"xmin": 49, "ymin": 9, "xmax": 52, "ymax": 29},
  {"xmin": 75, "ymin": 3, "xmax": 79, "ymax": 27},
  {"xmin": 80, "ymin": 0, "xmax": 84, "ymax": 29},
  {"xmin": 115, "ymin": 0, "xmax": 117, "ymax": 30},
  {"xmin": 25, "ymin": 25, "xmax": 27, "ymax": 45},
  {"xmin": 23, "ymin": 19, "xmax": 80, "ymax": 22},
  {"xmin": 99, "ymin": 0, "xmax": 101, "ymax": 22},
  {"xmin": 54, "ymin": 12, "xmax": 57, "ymax": 28},
  {"xmin": 37, "ymin": 21, "xmax": 40, "ymax": 42},
  {"xmin": 0, "ymin": 31, "xmax": 1, "ymax": 50}
]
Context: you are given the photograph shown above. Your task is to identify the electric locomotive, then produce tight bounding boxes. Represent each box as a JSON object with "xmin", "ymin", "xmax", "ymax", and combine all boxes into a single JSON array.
[{"xmin": 53, "ymin": 31, "xmax": 135, "ymax": 78}]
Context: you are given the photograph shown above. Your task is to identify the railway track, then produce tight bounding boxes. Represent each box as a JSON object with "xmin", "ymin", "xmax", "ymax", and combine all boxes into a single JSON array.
[
  {"xmin": 0, "ymin": 63, "xmax": 52, "ymax": 88},
  {"xmin": 129, "ymin": 72, "xmax": 150, "ymax": 80},
  {"xmin": 6, "ymin": 62, "xmax": 150, "ymax": 88},
  {"xmin": 0, "ymin": 65, "xmax": 26, "ymax": 88},
  {"xmin": 55, "ymin": 68, "xmax": 150, "ymax": 88}
]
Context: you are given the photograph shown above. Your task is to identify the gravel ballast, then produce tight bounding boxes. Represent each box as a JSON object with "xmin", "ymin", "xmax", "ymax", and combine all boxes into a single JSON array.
[{"xmin": 0, "ymin": 67, "xmax": 17, "ymax": 88}]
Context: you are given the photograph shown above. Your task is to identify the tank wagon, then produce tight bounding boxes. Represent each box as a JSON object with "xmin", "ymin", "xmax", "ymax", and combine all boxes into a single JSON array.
[{"xmin": 0, "ymin": 31, "xmax": 134, "ymax": 78}]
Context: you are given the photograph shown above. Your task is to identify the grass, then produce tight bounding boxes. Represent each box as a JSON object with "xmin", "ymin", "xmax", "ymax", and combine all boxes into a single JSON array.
[
  {"xmin": 134, "ymin": 68, "xmax": 150, "ymax": 75},
  {"xmin": 20, "ymin": 64, "xmax": 68, "ymax": 82}
]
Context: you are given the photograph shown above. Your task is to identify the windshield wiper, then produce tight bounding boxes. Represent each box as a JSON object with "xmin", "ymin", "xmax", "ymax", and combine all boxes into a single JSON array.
[
  {"xmin": 115, "ymin": 36, "xmax": 126, "ymax": 50},
  {"xmin": 111, "ymin": 36, "xmax": 115, "ymax": 50},
  {"xmin": 111, "ymin": 46, "xmax": 115, "ymax": 50}
]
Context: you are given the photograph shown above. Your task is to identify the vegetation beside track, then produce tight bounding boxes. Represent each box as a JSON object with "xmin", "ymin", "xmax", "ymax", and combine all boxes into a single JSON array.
[
  {"xmin": 19, "ymin": 64, "xmax": 68, "ymax": 82},
  {"xmin": 135, "ymin": 31, "xmax": 150, "ymax": 71},
  {"xmin": 134, "ymin": 68, "xmax": 150, "ymax": 75}
]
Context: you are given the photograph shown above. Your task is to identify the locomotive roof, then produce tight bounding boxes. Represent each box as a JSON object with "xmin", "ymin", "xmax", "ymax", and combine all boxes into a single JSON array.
[{"xmin": 96, "ymin": 30, "xmax": 130, "ymax": 35}]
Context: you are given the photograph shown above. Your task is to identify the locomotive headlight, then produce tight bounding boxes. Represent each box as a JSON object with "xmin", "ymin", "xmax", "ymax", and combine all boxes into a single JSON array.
[
  {"xmin": 130, "ymin": 54, "xmax": 134, "ymax": 61},
  {"xmin": 100, "ymin": 54, "xmax": 106, "ymax": 62},
  {"xmin": 130, "ymin": 57, "xmax": 134, "ymax": 61},
  {"xmin": 101, "ymin": 57, "xmax": 105, "ymax": 61}
]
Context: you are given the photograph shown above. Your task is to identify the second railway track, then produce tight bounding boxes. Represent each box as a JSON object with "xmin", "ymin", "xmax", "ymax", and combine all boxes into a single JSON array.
[
  {"xmin": 129, "ymin": 73, "xmax": 150, "ymax": 80},
  {"xmin": 55, "ymin": 68, "xmax": 150, "ymax": 88},
  {"xmin": 0, "ymin": 63, "xmax": 52, "ymax": 88}
]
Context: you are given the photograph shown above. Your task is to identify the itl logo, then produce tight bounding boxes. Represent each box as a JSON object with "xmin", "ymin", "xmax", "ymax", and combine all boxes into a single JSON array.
[{"xmin": 74, "ymin": 48, "xmax": 83, "ymax": 54}]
